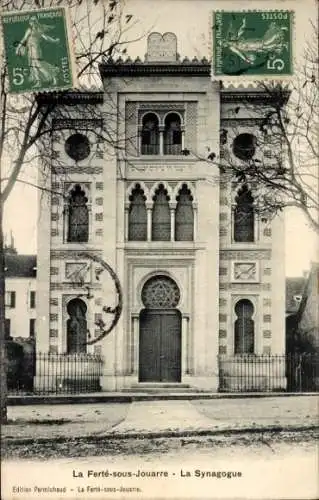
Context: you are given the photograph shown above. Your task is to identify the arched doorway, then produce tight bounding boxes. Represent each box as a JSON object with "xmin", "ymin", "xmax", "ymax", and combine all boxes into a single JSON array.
[{"xmin": 139, "ymin": 275, "xmax": 181, "ymax": 382}]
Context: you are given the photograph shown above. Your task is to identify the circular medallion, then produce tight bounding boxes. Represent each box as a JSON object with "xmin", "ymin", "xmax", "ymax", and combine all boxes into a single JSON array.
[{"xmin": 65, "ymin": 133, "xmax": 90, "ymax": 161}]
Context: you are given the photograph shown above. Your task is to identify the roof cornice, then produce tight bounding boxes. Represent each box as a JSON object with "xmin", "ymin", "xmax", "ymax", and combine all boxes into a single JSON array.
[
  {"xmin": 36, "ymin": 91, "xmax": 104, "ymax": 105},
  {"xmin": 221, "ymin": 89, "xmax": 291, "ymax": 105},
  {"xmin": 99, "ymin": 60, "xmax": 211, "ymax": 78}
]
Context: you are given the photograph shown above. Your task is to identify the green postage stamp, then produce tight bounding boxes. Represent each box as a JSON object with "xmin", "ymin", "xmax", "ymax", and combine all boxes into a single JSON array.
[
  {"xmin": 212, "ymin": 11, "xmax": 294, "ymax": 79},
  {"xmin": 1, "ymin": 7, "xmax": 76, "ymax": 93}
]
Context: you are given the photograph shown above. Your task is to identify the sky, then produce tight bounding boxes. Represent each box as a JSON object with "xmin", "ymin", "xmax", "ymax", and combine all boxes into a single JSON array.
[{"xmin": 2, "ymin": 0, "xmax": 318, "ymax": 277}]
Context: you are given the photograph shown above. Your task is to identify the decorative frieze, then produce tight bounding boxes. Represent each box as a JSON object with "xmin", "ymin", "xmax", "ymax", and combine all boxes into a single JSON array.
[
  {"xmin": 54, "ymin": 166, "xmax": 103, "ymax": 175},
  {"xmin": 263, "ymin": 314, "xmax": 271, "ymax": 323},
  {"xmin": 219, "ymin": 313, "xmax": 227, "ymax": 322},
  {"xmin": 51, "ymin": 229, "xmax": 59, "ymax": 237},
  {"xmin": 51, "ymin": 213, "xmax": 59, "ymax": 221},
  {"xmin": 95, "ymin": 197, "xmax": 103, "ymax": 205},
  {"xmin": 49, "ymin": 329, "xmax": 58, "ymax": 338},
  {"xmin": 263, "ymin": 330, "xmax": 272, "ymax": 338},
  {"xmin": 219, "ymin": 283, "xmax": 271, "ymax": 291},
  {"xmin": 219, "ymin": 329, "xmax": 227, "ymax": 338},
  {"xmin": 220, "ymin": 250, "xmax": 271, "ymax": 260},
  {"xmin": 263, "ymin": 228, "xmax": 272, "ymax": 237},
  {"xmin": 96, "ymin": 182, "xmax": 104, "ymax": 190},
  {"xmin": 219, "ymin": 345, "xmax": 227, "ymax": 354},
  {"xmin": 219, "ymin": 212, "xmax": 228, "ymax": 221},
  {"xmin": 95, "ymin": 213, "xmax": 103, "ymax": 221},
  {"xmin": 50, "ymin": 267, "xmax": 59, "ymax": 275},
  {"xmin": 219, "ymin": 298, "xmax": 227, "ymax": 307},
  {"xmin": 50, "ymin": 298, "xmax": 59, "ymax": 306},
  {"xmin": 50, "ymin": 250, "xmax": 103, "ymax": 259},
  {"xmin": 50, "ymin": 282, "xmax": 101, "ymax": 290},
  {"xmin": 50, "ymin": 314, "xmax": 58, "ymax": 322}
]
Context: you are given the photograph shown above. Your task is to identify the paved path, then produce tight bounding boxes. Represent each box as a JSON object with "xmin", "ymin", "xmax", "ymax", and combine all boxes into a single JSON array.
[
  {"xmin": 3, "ymin": 395, "xmax": 318, "ymax": 441},
  {"xmin": 113, "ymin": 401, "xmax": 216, "ymax": 433}
]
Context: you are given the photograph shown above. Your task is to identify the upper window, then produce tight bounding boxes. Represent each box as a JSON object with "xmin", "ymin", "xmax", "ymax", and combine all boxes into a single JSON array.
[
  {"xmin": 128, "ymin": 184, "xmax": 147, "ymax": 241},
  {"xmin": 233, "ymin": 185, "xmax": 255, "ymax": 243},
  {"xmin": 164, "ymin": 113, "xmax": 182, "ymax": 155},
  {"xmin": 141, "ymin": 113, "xmax": 159, "ymax": 155},
  {"xmin": 67, "ymin": 185, "xmax": 89, "ymax": 243},
  {"xmin": 65, "ymin": 133, "xmax": 90, "ymax": 161},
  {"xmin": 5, "ymin": 291, "xmax": 16, "ymax": 308},
  {"xmin": 233, "ymin": 133, "xmax": 257, "ymax": 161},
  {"xmin": 175, "ymin": 184, "xmax": 194, "ymax": 241},
  {"xmin": 30, "ymin": 291, "xmax": 36, "ymax": 309}
]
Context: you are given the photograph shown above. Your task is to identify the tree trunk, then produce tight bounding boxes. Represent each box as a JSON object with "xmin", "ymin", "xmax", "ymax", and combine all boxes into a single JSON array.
[{"xmin": 0, "ymin": 194, "xmax": 8, "ymax": 424}]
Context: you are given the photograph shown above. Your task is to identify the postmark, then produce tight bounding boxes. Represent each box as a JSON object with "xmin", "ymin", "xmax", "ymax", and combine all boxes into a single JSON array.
[
  {"xmin": 1, "ymin": 7, "xmax": 76, "ymax": 93},
  {"xmin": 212, "ymin": 10, "xmax": 294, "ymax": 79}
]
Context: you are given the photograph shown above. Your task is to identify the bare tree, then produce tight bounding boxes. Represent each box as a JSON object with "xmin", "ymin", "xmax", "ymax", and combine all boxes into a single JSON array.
[
  {"xmin": 183, "ymin": 25, "xmax": 318, "ymax": 232},
  {"xmin": 0, "ymin": 0, "xmax": 140, "ymax": 423}
]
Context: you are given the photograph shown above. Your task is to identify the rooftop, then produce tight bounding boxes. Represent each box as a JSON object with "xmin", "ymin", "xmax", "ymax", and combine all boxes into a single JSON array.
[{"xmin": 5, "ymin": 255, "xmax": 37, "ymax": 278}]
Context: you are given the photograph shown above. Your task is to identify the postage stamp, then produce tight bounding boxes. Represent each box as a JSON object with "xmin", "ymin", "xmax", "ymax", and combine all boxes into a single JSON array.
[
  {"xmin": 212, "ymin": 10, "xmax": 294, "ymax": 79},
  {"xmin": 1, "ymin": 7, "xmax": 76, "ymax": 93}
]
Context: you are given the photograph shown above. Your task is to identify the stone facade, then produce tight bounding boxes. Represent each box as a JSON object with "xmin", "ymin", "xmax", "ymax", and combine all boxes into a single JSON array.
[{"xmin": 36, "ymin": 34, "xmax": 286, "ymax": 391}]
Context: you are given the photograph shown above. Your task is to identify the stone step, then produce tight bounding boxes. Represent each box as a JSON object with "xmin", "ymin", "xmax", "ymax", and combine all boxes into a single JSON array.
[{"xmin": 123, "ymin": 383, "xmax": 207, "ymax": 393}]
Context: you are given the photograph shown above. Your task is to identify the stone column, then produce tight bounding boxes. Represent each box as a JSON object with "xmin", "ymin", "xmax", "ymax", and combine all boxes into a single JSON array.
[
  {"xmin": 169, "ymin": 202, "xmax": 176, "ymax": 241},
  {"xmin": 146, "ymin": 203, "xmax": 152, "ymax": 241}
]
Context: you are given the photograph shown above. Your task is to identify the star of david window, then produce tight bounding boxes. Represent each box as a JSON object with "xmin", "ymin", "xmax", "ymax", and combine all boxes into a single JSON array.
[{"xmin": 141, "ymin": 276, "xmax": 180, "ymax": 309}]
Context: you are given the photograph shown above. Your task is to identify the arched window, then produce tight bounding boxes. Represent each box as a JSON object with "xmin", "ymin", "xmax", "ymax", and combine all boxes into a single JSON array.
[
  {"xmin": 67, "ymin": 185, "xmax": 89, "ymax": 243},
  {"xmin": 233, "ymin": 185, "xmax": 255, "ymax": 242},
  {"xmin": 152, "ymin": 184, "xmax": 170, "ymax": 241},
  {"xmin": 141, "ymin": 113, "xmax": 159, "ymax": 155},
  {"xmin": 175, "ymin": 184, "xmax": 194, "ymax": 241},
  {"xmin": 234, "ymin": 299, "xmax": 254, "ymax": 354},
  {"xmin": 66, "ymin": 298, "xmax": 87, "ymax": 353},
  {"xmin": 164, "ymin": 113, "xmax": 182, "ymax": 155},
  {"xmin": 128, "ymin": 184, "xmax": 147, "ymax": 241}
]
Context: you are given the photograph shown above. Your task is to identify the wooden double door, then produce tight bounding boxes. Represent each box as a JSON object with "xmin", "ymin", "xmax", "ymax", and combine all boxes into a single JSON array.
[{"xmin": 139, "ymin": 309, "xmax": 181, "ymax": 382}]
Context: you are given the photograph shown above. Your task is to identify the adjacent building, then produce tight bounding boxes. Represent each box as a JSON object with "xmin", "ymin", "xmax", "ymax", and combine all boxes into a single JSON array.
[{"xmin": 4, "ymin": 243, "xmax": 36, "ymax": 339}]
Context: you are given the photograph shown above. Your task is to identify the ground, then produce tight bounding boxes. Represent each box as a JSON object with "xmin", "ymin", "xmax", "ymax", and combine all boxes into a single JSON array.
[{"xmin": 2, "ymin": 396, "xmax": 318, "ymax": 499}]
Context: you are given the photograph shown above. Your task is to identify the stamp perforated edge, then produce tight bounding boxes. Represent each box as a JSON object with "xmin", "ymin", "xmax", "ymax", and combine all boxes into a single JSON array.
[
  {"xmin": 210, "ymin": 9, "xmax": 296, "ymax": 82},
  {"xmin": 0, "ymin": 5, "xmax": 78, "ymax": 94}
]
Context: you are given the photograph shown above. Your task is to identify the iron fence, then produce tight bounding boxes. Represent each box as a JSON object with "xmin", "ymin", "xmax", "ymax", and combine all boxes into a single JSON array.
[
  {"xmin": 218, "ymin": 353, "xmax": 319, "ymax": 393},
  {"xmin": 8, "ymin": 352, "xmax": 104, "ymax": 395}
]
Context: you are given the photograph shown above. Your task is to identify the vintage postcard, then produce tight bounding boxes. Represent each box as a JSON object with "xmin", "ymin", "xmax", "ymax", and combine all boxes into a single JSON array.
[{"xmin": 1, "ymin": 0, "xmax": 318, "ymax": 499}]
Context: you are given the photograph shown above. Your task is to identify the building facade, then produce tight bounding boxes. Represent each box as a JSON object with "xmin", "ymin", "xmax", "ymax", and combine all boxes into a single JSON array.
[
  {"xmin": 4, "ymin": 249, "xmax": 37, "ymax": 339},
  {"xmin": 37, "ymin": 33, "xmax": 286, "ymax": 391}
]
